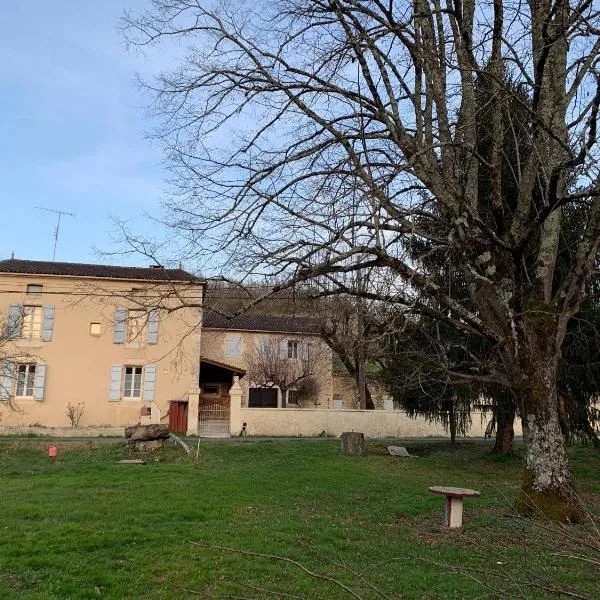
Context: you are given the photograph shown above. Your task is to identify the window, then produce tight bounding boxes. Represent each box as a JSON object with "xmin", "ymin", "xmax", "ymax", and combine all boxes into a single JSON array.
[
  {"xmin": 287, "ymin": 340, "xmax": 299, "ymax": 359},
  {"xmin": 26, "ymin": 284, "xmax": 43, "ymax": 296},
  {"xmin": 90, "ymin": 323, "xmax": 102, "ymax": 336},
  {"xmin": 225, "ymin": 335, "xmax": 242, "ymax": 358},
  {"xmin": 123, "ymin": 366, "xmax": 143, "ymax": 398},
  {"xmin": 127, "ymin": 310, "xmax": 146, "ymax": 343},
  {"xmin": 21, "ymin": 306, "xmax": 42, "ymax": 340},
  {"xmin": 15, "ymin": 364, "xmax": 36, "ymax": 397},
  {"xmin": 287, "ymin": 390, "xmax": 299, "ymax": 405},
  {"xmin": 201, "ymin": 384, "xmax": 220, "ymax": 396}
]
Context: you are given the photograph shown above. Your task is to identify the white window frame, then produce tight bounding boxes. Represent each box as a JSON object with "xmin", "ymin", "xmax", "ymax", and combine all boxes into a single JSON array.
[
  {"xmin": 287, "ymin": 340, "xmax": 299, "ymax": 359},
  {"xmin": 15, "ymin": 363, "xmax": 36, "ymax": 397},
  {"xmin": 21, "ymin": 305, "xmax": 43, "ymax": 340},
  {"xmin": 287, "ymin": 389, "xmax": 299, "ymax": 405},
  {"xmin": 123, "ymin": 366, "xmax": 144, "ymax": 399}
]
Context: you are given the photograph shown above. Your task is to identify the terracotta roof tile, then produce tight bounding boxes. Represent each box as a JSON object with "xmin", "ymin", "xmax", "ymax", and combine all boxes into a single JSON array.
[
  {"xmin": 203, "ymin": 311, "xmax": 319, "ymax": 334},
  {"xmin": 0, "ymin": 259, "xmax": 201, "ymax": 283}
]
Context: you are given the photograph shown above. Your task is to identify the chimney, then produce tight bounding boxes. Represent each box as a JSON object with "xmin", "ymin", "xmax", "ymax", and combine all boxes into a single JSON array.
[{"xmin": 150, "ymin": 264, "xmax": 164, "ymax": 269}]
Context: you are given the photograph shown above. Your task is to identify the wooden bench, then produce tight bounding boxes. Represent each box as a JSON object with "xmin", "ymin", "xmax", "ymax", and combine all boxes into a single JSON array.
[{"xmin": 428, "ymin": 486, "xmax": 481, "ymax": 528}]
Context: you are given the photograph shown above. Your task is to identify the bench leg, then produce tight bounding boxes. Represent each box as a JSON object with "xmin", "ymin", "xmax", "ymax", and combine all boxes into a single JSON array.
[{"xmin": 444, "ymin": 496, "xmax": 464, "ymax": 528}]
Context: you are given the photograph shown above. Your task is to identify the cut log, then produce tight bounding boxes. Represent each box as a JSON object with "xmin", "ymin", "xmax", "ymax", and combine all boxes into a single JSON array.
[
  {"xmin": 124, "ymin": 424, "xmax": 170, "ymax": 441},
  {"xmin": 341, "ymin": 432, "xmax": 366, "ymax": 456}
]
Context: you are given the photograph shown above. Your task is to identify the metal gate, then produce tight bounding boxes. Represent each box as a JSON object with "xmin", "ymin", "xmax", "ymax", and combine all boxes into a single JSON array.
[{"xmin": 198, "ymin": 403, "xmax": 230, "ymax": 437}]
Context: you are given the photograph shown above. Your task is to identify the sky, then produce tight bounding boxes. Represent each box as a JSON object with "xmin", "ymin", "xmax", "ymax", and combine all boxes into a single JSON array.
[{"xmin": 0, "ymin": 2, "xmax": 180, "ymax": 268}]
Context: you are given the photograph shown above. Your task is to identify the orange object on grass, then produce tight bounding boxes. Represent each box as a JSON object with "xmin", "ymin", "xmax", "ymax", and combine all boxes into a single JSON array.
[{"xmin": 48, "ymin": 446, "xmax": 58, "ymax": 458}]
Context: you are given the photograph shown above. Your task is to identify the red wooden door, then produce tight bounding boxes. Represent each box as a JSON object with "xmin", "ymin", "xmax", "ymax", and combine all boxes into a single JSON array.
[{"xmin": 169, "ymin": 401, "xmax": 188, "ymax": 433}]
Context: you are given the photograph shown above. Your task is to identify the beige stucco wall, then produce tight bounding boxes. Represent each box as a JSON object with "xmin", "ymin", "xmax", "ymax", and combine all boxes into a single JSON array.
[
  {"xmin": 235, "ymin": 407, "xmax": 523, "ymax": 438},
  {"xmin": 0, "ymin": 272, "xmax": 202, "ymax": 428},
  {"xmin": 201, "ymin": 328, "xmax": 333, "ymax": 408}
]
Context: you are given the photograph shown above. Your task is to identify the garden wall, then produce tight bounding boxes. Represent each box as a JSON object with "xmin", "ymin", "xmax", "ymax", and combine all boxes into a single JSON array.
[{"xmin": 234, "ymin": 407, "xmax": 522, "ymax": 438}]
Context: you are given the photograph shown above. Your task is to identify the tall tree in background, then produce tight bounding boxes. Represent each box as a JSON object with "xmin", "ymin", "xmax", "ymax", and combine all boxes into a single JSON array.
[{"xmin": 125, "ymin": 1, "xmax": 600, "ymax": 521}]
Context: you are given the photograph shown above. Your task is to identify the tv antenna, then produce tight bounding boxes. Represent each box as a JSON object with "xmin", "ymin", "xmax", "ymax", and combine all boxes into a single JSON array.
[{"xmin": 36, "ymin": 207, "xmax": 76, "ymax": 261}]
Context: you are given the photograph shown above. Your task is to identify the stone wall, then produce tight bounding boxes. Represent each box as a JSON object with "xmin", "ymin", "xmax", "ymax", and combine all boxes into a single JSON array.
[{"xmin": 232, "ymin": 406, "xmax": 522, "ymax": 438}]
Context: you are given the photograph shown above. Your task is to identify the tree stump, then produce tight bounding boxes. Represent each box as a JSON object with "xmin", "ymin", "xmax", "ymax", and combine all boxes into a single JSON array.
[{"xmin": 341, "ymin": 432, "xmax": 366, "ymax": 456}]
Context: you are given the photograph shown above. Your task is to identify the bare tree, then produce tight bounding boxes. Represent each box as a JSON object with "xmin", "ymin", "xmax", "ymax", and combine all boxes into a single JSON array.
[
  {"xmin": 124, "ymin": 1, "xmax": 600, "ymax": 520},
  {"xmin": 0, "ymin": 310, "xmax": 39, "ymax": 411},
  {"xmin": 246, "ymin": 337, "xmax": 327, "ymax": 407}
]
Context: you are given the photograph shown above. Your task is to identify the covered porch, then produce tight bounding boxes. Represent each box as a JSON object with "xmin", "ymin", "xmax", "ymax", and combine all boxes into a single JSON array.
[{"xmin": 191, "ymin": 357, "xmax": 246, "ymax": 436}]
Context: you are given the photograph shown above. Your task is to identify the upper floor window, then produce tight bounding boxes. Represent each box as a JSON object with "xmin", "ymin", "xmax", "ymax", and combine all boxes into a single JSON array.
[
  {"xmin": 22, "ymin": 306, "xmax": 43, "ymax": 340},
  {"xmin": 127, "ymin": 310, "xmax": 146, "ymax": 343},
  {"xmin": 287, "ymin": 340, "xmax": 299, "ymax": 359},
  {"xmin": 225, "ymin": 335, "xmax": 242, "ymax": 358},
  {"xmin": 26, "ymin": 284, "xmax": 43, "ymax": 296}
]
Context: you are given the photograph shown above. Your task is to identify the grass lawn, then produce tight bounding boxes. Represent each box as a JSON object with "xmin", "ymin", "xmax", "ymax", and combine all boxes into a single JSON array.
[{"xmin": 0, "ymin": 438, "xmax": 598, "ymax": 600}]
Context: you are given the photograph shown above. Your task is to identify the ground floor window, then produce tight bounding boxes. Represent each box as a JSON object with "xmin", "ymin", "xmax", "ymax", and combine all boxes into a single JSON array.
[
  {"xmin": 15, "ymin": 364, "xmax": 36, "ymax": 397},
  {"xmin": 287, "ymin": 390, "xmax": 299, "ymax": 406},
  {"xmin": 123, "ymin": 366, "xmax": 143, "ymax": 398},
  {"xmin": 248, "ymin": 387, "xmax": 278, "ymax": 408}
]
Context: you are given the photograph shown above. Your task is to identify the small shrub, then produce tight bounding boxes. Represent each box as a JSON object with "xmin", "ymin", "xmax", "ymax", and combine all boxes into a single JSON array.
[{"xmin": 66, "ymin": 402, "xmax": 85, "ymax": 428}]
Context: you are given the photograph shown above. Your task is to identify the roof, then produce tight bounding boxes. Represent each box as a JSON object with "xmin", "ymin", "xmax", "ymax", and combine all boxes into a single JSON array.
[
  {"xmin": 203, "ymin": 311, "xmax": 319, "ymax": 334},
  {"xmin": 0, "ymin": 259, "xmax": 202, "ymax": 283},
  {"xmin": 200, "ymin": 357, "xmax": 246, "ymax": 375}
]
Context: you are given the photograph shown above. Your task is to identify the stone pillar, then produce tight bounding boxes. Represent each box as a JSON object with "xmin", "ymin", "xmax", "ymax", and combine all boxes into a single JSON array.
[
  {"xmin": 230, "ymin": 376, "xmax": 243, "ymax": 436},
  {"xmin": 186, "ymin": 388, "xmax": 200, "ymax": 436}
]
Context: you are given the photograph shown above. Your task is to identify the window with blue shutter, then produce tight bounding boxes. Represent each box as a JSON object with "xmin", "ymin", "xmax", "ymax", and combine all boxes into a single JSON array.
[
  {"xmin": 225, "ymin": 335, "xmax": 242, "ymax": 358},
  {"xmin": 41, "ymin": 305, "xmax": 55, "ymax": 341},
  {"xmin": 33, "ymin": 362, "xmax": 46, "ymax": 401},
  {"xmin": 109, "ymin": 365, "xmax": 122, "ymax": 401},
  {"xmin": 0, "ymin": 362, "xmax": 15, "ymax": 400},
  {"xmin": 113, "ymin": 307, "xmax": 128, "ymax": 344},
  {"xmin": 6, "ymin": 304, "xmax": 22, "ymax": 339},
  {"xmin": 279, "ymin": 339, "xmax": 288, "ymax": 360},
  {"xmin": 143, "ymin": 365, "xmax": 156, "ymax": 402},
  {"xmin": 302, "ymin": 341, "xmax": 309, "ymax": 361},
  {"xmin": 146, "ymin": 310, "xmax": 160, "ymax": 344}
]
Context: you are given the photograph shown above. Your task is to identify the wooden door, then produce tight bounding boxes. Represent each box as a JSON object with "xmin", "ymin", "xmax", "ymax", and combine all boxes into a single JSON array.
[{"xmin": 169, "ymin": 400, "xmax": 188, "ymax": 433}]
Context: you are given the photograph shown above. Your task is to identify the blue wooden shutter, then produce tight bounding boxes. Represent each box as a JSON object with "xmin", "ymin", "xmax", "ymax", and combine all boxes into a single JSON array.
[
  {"xmin": 302, "ymin": 342, "xmax": 309, "ymax": 361},
  {"xmin": 226, "ymin": 335, "xmax": 241, "ymax": 358},
  {"xmin": 41, "ymin": 305, "xmax": 55, "ymax": 341},
  {"xmin": 109, "ymin": 365, "xmax": 122, "ymax": 401},
  {"xmin": 143, "ymin": 365, "xmax": 156, "ymax": 402},
  {"xmin": 146, "ymin": 310, "xmax": 160, "ymax": 344},
  {"xmin": 33, "ymin": 361, "xmax": 46, "ymax": 401},
  {"xmin": 6, "ymin": 304, "xmax": 22, "ymax": 339},
  {"xmin": 113, "ymin": 307, "xmax": 127, "ymax": 344},
  {"xmin": 0, "ymin": 362, "xmax": 15, "ymax": 400},
  {"xmin": 279, "ymin": 340, "xmax": 288, "ymax": 359}
]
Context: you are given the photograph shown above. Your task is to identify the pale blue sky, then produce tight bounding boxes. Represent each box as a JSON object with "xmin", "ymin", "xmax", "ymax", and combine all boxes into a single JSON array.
[{"xmin": 0, "ymin": 2, "xmax": 178, "ymax": 267}]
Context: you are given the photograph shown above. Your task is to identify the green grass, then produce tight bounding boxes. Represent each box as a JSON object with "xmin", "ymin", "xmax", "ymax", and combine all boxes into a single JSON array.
[{"xmin": 0, "ymin": 438, "xmax": 598, "ymax": 599}]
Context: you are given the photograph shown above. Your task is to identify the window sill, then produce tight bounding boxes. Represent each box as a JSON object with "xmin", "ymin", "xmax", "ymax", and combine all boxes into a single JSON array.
[
  {"xmin": 122, "ymin": 398, "xmax": 142, "ymax": 402},
  {"xmin": 15, "ymin": 339, "xmax": 44, "ymax": 349},
  {"xmin": 125, "ymin": 342, "xmax": 147, "ymax": 349}
]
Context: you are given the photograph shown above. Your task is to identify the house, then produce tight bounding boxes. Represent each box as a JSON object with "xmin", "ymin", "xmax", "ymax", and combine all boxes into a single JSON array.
[
  {"xmin": 0, "ymin": 259, "xmax": 203, "ymax": 430},
  {"xmin": 200, "ymin": 311, "xmax": 333, "ymax": 410}
]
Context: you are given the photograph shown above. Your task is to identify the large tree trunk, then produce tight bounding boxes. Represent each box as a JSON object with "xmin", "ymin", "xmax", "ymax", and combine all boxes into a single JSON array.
[
  {"xmin": 492, "ymin": 392, "xmax": 515, "ymax": 455},
  {"xmin": 513, "ymin": 328, "xmax": 582, "ymax": 522}
]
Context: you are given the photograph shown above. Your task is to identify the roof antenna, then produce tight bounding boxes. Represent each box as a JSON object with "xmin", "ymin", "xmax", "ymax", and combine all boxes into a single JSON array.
[{"xmin": 36, "ymin": 207, "xmax": 76, "ymax": 261}]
